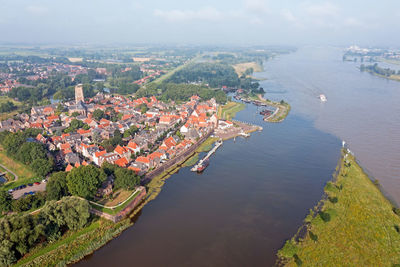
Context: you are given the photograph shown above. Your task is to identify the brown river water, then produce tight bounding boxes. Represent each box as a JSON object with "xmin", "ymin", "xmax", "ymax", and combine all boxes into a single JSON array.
[{"xmin": 75, "ymin": 46, "xmax": 399, "ymax": 266}]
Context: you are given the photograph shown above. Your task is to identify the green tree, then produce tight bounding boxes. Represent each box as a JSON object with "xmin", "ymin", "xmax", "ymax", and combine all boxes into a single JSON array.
[
  {"xmin": 66, "ymin": 165, "xmax": 106, "ymax": 199},
  {"xmin": 114, "ymin": 168, "xmax": 140, "ymax": 190},
  {"xmin": 92, "ymin": 109, "xmax": 105, "ymax": 121},
  {"xmin": 31, "ymin": 158, "xmax": 53, "ymax": 177},
  {"xmin": 139, "ymin": 103, "xmax": 148, "ymax": 114},
  {"xmin": 0, "ymin": 239, "xmax": 17, "ymax": 266},
  {"xmin": 46, "ymin": 172, "xmax": 69, "ymax": 200},
  {"xmin": 41, "ymin": 197, "xmax": 90, "ymax": 231},
  {"xmin": 0, "ymin": 190, "xmax": 12, "ymax": 213}
]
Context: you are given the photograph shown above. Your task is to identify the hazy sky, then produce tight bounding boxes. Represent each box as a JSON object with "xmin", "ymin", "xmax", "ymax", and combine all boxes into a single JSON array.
[{"xmin": 1, "ymin": 0, "xmax": 399, "ymax": 46}]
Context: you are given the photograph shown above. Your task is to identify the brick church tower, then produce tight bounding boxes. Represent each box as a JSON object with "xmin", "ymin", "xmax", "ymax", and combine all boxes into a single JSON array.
[{"xmin": 75, "ymin": 84, "xmax": 84, "ymax": 104}]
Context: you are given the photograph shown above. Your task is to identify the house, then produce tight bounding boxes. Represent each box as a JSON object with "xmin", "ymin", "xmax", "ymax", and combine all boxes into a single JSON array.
[
  {"xmin": 99, "ymin": 152, "xmax": 119, "ymax": 166},
  {"xmin": 114, "ymin": 157, "xmax": 129, "ymax": 167},
  {"xmin": 218, "ymin": 120, "xmax": 234, "ymax": 130},
  {"xmin": 148, "ymin": 151, "xmax": 164, "ymax": 167},
  {"xmin": 162, "ymin": 136, "xmax": 177, "ymax": 149},
  {"xmin": 93, "ymin": 150, "xmax": 107, "ymax": 166},
  {"xmin": 114, "ymin": 145, "xmax": 131, "ymax": 161},
  {"xmin": 135, "ymin": 156, "xmax": 152, "ymax": 168},
  {"xmin": 65, "ymin": 152, "xmax": 80, "ymax": 165},
  {"xmin": 129, "ymin": 162, "xmax": 147, "ymax": 175},
  {"xmin": 127, "ymin": 141, "xmax": 140, "ymax": 154}
]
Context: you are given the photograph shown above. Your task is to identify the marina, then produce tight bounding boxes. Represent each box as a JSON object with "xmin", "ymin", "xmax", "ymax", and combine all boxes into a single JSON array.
[{"xmin": 191, "ymin": 139, "xmax": 223, "ymax": 172}]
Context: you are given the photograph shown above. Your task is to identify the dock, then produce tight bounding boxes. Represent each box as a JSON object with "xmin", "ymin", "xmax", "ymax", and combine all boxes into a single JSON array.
[{"xmin": 191, "ymin": 139, "xmax": 223, "ymax": 172}]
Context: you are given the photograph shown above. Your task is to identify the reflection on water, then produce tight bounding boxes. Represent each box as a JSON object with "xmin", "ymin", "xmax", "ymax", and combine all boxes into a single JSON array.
[
  {"xmin": 260, "ymin": 46, "xmax": 400, "ymax": 204},
  {"xmin": 76, "ymin": 46, "xmax": 398, "ymax": 266},
  {"xmin": 76, "ymin": 100, "xmax": 341, "ymax": 266}
]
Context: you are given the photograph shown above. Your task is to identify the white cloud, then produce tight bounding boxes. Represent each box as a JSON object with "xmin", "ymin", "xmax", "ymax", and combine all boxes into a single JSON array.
[
  {"xmin": 26, "ymin": 5, "xmax": 48, "ymax": 15},
  {"xmin": 305, "ymin": 2, "xmax": 338, "ymax": 17},
  {"xmin": 244, "ymin": 0, "xmax": 269, "ymax": 15},
  {"xmin": 281, "ymin": 9, "xmax": 296, "ymax": 22},
  {"xmin": 154, "ymin": 7, "xmax": 223, "ymax": 22}
]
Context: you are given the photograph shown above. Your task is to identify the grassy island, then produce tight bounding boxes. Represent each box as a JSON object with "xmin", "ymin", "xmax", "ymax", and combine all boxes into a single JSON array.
[{"xmin": 277, "ymin": 149, "xmax": 400, "ymax": 266}]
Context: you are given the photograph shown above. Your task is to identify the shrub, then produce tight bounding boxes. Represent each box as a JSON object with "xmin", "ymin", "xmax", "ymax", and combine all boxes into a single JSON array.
[
  {"xmin": 309, "ymin": 231, "xmax": 318, "ymax": 242},
  {"xmin": 319, "ymin": 211, "xmax": 331, "ymax": 222},
  {"xmin": 328, "ymin": 196, "xmax": 338, "ymax": 204}
]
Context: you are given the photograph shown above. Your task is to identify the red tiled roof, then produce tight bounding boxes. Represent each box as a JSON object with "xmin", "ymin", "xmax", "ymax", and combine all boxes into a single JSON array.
[
  {"xmin": 65, "ymin": 164, "xmax": 73, "ymax": 172},
  {"xmin": 136, "ymin": 156, "xmax": 150, "ymax": 164},
  {"xmin": 114, "ymin": 157, "xmax": 128, "ymax": 167}
]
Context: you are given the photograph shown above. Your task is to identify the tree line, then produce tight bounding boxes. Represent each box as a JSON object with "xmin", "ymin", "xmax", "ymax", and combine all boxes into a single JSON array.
[
  {"xmin": 136, "ymin": 82, "xmax": 227, "ymax": 104},
  {"xmin": 360, "ymin": 63, "xmax": 400, "ymax": 77},
  {"xmin": 0, "ymin": 197, "xmax": 90, "ymax": 266}
]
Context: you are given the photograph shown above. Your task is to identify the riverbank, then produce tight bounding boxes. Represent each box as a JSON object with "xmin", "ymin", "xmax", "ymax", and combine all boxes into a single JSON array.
[
  {"xmin": 277, "ymin": 149, "xmax": 400, "ymax": 266},
  {"xmin": 364, "ymin": 69, "xmax": 400, "ymax": 82}
]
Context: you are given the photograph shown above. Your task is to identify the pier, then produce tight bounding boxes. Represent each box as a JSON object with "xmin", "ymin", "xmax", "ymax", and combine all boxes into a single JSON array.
[{"xmin": 191, "ymin": 139, "xmax": 223, "ymax": 172}]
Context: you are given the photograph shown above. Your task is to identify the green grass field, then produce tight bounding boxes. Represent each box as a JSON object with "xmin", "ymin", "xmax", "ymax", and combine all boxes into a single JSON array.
[
  {"xmin": 91, "ymin": 189, "xmax": 142, "ymax": 215},
  {"xmin": 217, "ymin": 101, "xmax": 245, "ymax": 120},
  {"xmin": 278, "ymin": 150, "xmax": 400, "ymax": 266},
  {"xmin": 14, "ymin": 221, "xmax": 101, "ymax": 267},
  {"xmin": 150, "ymin": 55, "xmax": 201, "ymax": 84}
]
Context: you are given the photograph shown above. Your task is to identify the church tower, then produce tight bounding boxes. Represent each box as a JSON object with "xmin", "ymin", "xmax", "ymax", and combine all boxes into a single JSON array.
[{"xmin": 75, "ymin": 84, "xmax": 84, "ymax": 104}]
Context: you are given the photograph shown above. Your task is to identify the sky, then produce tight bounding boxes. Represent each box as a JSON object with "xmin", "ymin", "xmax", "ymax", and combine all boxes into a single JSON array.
[{"xmin": 0, "ymin": 0, "xmax": 399, "ymax": 47}]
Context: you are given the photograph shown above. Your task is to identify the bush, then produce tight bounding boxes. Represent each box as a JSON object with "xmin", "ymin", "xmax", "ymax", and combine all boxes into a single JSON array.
[
  {"xmin": 328, "ymin": 196, "xmax": 338, "ymax": 204},
  {"xmin": 319, "ymin": 211, "xmax": 331, "ymax": 222},
  {"xmin": 309, "ymin": 231, "xmax": 318, "ymax": 242}
]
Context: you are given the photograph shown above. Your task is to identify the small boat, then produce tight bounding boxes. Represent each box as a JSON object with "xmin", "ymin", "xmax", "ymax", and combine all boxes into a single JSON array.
[
  {"xmin": 196, "ymin": 159, "xmax": 209, "ymax": 173},
  {"xmin": 319, "ymin": 94, "xmax": 327, "ymax": 102},
  {"xmin": 260, "ymin": 109, "xmax": 272, "ymax": 116}
]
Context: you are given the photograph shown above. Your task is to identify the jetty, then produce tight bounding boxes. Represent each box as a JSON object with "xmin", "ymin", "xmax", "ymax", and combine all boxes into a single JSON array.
[{"xmin": 191, "ymin": 139, "xmax": 223, "ymax": 172}]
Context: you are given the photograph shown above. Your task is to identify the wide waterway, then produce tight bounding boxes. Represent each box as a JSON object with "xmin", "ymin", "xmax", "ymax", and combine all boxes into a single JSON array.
[{"xmin": 76, "ymin": 46, "xmax": 399, "ymax": 266}]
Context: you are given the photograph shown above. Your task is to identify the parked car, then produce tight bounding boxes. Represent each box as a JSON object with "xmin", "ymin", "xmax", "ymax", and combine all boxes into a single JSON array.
[
  {"xmin": 28, "ymin": 183, "xmax": 33, "ymax": 186},
  {"xmin": 34, "ymin": 182, "xmax": 40, "ymax": 185}
]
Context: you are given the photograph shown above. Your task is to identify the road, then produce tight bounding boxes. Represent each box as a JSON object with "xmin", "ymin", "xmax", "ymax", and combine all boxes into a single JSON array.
[
  {"xmin": 11, "ymin": 182, "xmax": 46, "ymax": 199},
  {"xmin": 0, "ymin": 163, "xmax": 18, "ymax": 180}
]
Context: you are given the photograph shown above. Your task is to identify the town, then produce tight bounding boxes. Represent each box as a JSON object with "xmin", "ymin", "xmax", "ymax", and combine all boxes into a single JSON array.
[{"xmin": 3, "ymin": 84, "xmax": 222, "ymax": 189}]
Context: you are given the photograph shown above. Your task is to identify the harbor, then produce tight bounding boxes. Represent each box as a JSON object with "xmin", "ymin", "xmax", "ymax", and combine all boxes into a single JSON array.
[{"xmin": 191, "ymin": 139, "xmax": 223, "ymax": 172}]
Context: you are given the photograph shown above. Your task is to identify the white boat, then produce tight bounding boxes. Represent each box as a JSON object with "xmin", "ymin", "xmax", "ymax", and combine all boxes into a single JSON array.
[{"xmin": 319, "ymin": 94, "xmax": 327, "ymax": 102}]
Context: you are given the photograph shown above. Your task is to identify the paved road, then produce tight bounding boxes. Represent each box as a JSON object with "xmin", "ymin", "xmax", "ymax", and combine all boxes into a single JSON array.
[
  {"xmin": 11, "ymin": 182, "xmax": 46, "ymax": 199},
  {"xmin": 0, "ymin": 163, "xmax": 18, "ymax": 180}
]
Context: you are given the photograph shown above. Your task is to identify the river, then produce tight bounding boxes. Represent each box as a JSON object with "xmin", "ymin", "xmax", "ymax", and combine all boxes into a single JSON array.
[{"xmin": 75, "ymin": 46, "xmax": 399, "ymax": 266}]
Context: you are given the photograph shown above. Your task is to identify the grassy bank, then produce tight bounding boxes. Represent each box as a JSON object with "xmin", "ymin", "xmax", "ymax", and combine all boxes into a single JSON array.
[
  {"xmin": 218, "ymin": 101, "xmax": 245, "ymax": 120},
  {"xmin": 365, "ymin": 69, "xmax": 400, "ymax": 82},
  {"xmin": 182, "ymin": 153, "xmax": 199, "ymax": 167},
  {"xmin": 0, "ymin": 146, "xmax": 35, "ymax": 180},
  {"xmin": 196, "ymin": 137, "xmax": 218, "ymax": 153},
  {"xmin": 277, "ymin": 149, "xmax": 400, "ymax": 266}
]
